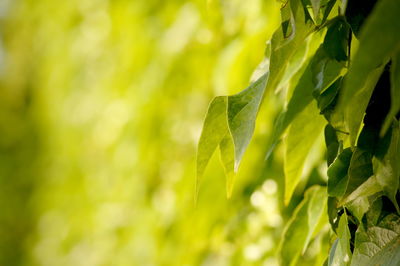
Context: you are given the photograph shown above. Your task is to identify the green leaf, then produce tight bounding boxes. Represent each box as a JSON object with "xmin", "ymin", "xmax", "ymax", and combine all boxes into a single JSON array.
[
  {"xmin": 328, "ymin": 212, "xmax": 352, "ymax": 266},
  {"xmin": 227, "ymin": 74, "xmax": 268, "ymax": 171},
  {"xmin": 340, "ymin": 176, "xmax": 382, "ymax": 221},
  {"xmin": 339, "ymin": 0, "xmax": 400, "ymax": 146},
  {"xmin": 325, "ymin": 124, "xmax": 340, "ymax": 166},
  {"xmin": 280, "ymin": 186, "xmax": 328, "ymax": 266},
  {"xmin": 284, "ymin": 101, "xmax": 326, "ymax": 204},
  {"xmin": 196, "ymin": 74, "xmax": 268, "ymax": 198},
  {"xmin": 381, "ymin": 52, "xmax": 400, "ymax": 136},
  {"xmin": 374, "ymin": 120, "xmax": 400, "ymax": 212},
  {"xmin": 311, "ymin": 47, "xmax": 346, "ymax": 94},
  {"xmin": 197, "ymin": 96, "xmax": 231, "ymax": 198},
  {"xmin": 317, "ymin": 77, "xmax": 342, "ymax": 116},
  {"xmin": 341, "ymin": 176, "xmax": 382, "ymax": 205},
  {"xmin": 351, "ymin": 214, "xmax": 400, "ymax": 266},
  {"xmin": 327, "ymin": 147, "xmax": 352, "ymax": 197}
]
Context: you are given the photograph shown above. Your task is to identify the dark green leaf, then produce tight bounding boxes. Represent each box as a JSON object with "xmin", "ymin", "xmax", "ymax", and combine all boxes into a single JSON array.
[
  {"xmin": 327, "ymin": 148, "xmax": 352, "ymax": 197},
  {"xmin": 323, "ymin": 17, "xmax": 350, "ymax": 61},
  {"xmin": 325, "ymin": 124, "xmax": 339, "ymax": 166}
]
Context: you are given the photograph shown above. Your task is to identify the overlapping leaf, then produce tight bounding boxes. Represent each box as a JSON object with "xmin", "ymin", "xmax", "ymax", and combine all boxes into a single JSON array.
[{"xmin": 351, "ymin": 214, "xmax": 400, "ymax": 266}]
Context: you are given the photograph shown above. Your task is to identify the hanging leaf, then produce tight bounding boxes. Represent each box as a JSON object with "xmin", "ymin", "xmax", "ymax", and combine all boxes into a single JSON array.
[
  {"xmin": 339, "ymin": 0, "xmax": 400, "ymax": 146},
  {"xmin": 196, "ymin": 74, "xmax": 268, "ymax": 198},
  {"xmin": 197, "ymin": 96, "xmax": 231, "ymax": 198},
  {"xmin": 279, "ymin": 186, "xmax": 327, "ymax": 266},
  {"xmin": 328, "ymin": 211, "xmax": 352, "ymax": 266},
  {"xmin": 284, "ymin": 101, "xmax": 325, "ymax": 204}
]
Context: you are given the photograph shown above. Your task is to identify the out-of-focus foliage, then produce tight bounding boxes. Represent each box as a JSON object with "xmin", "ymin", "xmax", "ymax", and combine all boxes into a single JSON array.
[{"xmin": 0, "ymin": 0, "xmax": 287, "ymax": 265}]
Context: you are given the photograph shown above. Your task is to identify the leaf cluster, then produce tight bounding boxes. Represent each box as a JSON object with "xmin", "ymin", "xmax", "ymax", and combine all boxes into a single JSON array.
[{"xmin": 197, "ymin": 0, "xmax": 400, "ymax": 264}]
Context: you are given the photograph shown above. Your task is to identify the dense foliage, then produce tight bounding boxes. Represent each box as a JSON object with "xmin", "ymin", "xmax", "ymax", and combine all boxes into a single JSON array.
[{"xmin": 197, "ymin": 0, "xmax": 400, "ymax": 265}]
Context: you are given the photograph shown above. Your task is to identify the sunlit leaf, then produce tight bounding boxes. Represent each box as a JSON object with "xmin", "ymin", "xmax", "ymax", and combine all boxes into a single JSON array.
[
  {"xmin": 197, "ymin": 96, "xmax": 230, "ymax": 197},
  {"xmin": 197, "ymin": 74, "xmax": 268, "ymax": 198}
]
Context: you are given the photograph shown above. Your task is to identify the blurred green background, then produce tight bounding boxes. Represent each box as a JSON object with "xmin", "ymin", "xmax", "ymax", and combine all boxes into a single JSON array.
[{"xmin": 0, "ymin": 0, "xmax": 294, "ymax": 265}]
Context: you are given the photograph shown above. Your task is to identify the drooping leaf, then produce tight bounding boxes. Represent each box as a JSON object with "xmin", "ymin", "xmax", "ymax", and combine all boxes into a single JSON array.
[
  {"xmin": 197, "ymin": 96, "xmax": 231, "ymax": 198},
  {"xmin": 328, "ymin": 211, "xmax": 352, "ymax": 266},
  {"xmin": 381, "ymin": 52, "xmax": 400, "ymax": 136},
  {"xmin": 227, "ymin": 74, "xmax": 268, "ymax": 171},
  {"xmin": 339, "ymin": 0, "xmax": 400, "ymax": 146},
  {"xmin": 374, "ymin": 119, "xmax": 400, "ymax": 212},
  {"xmin": 327, "ymin": 147, "xmax": 352, "ymax": 197},
  {"xmin": 280, "ymin": 186, "xmax": 328, "ymax": 266},
  {"xmin": 351, "ymin": 214, "xmax": 400, "ymax": 266},
  {"xmin": 196, "ymin": 74, "xmax": 268, "ymax": 198}
]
